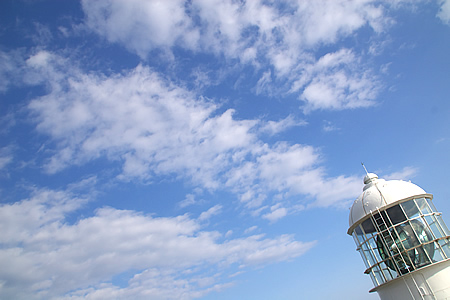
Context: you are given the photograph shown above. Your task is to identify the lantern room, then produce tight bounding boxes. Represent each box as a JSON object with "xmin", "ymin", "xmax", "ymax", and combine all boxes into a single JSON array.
[{"xmin": 348, "ymin": 173, "xmax": 450, "ymax": 299}]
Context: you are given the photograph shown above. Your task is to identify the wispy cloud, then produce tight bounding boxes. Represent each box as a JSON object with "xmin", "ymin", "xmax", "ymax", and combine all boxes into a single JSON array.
[
  {"xmin": 0, "ymin": 186, "xmax": 315, "ymax": 299},
  {"xmin": 384, "ymin": 166, "xmax": 418, "ymax": 181},
  {"xmin": 322, "ymin": 121, "xmax": 340, "ymax": 132},
  {"xmin": 262, "ymin": 204, "xmax": 287, "ymax": 223},
  {"xmin": 198, "ymin": 204, "xmax": 222, "ymax": 221},
  {"xmin": 0, "ymin": 49, "xmax": 29, "ymax": 92},
  {"xmin": 259, "ymin": 115, "xmax": 307, "ymax": 136},
  {"xmin": 438, "ymin": 0, "xmax": 450, "ymax": 24},
  {"xmin": 23, "ymin": 51, "xmax": 360, "ymax": 214},
  {"xmin": 80, "ymin": 0, "xmax": 394, "ymax": 112},
  {"xmin": 0, "ymin": 146, "xmax": 13, "ymax": 170},
  {"xmin": 81, "ymin": 0, "xmax": 390, "ymax": 59},
  {"xmin": 291, "ymin": 49, "xmax": 380, "ymax": 112},
  {"xmin": 178, "ymin": 193, "xmax": 201, "ymax": 209}
]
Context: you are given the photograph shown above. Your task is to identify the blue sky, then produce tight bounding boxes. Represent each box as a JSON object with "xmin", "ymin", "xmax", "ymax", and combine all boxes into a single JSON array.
[{"xmin": 1, "ymin": 0, "xmax": 450, "ymax": 299}]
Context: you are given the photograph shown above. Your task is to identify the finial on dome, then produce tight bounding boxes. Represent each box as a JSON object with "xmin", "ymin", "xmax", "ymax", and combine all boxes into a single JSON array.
[
  {"xmin": 361, "ymin": 163, "xmax": 377, "ymax": 184},
  {"xmin": 361, "ymin": 162, "xmax": 369, "ymax": 175},
  {"xmin": 364, "ymin": 173, "xmax": 378, "ymax": 184}
]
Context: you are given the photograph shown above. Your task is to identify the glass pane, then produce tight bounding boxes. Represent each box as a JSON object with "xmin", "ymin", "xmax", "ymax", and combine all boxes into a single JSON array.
[
  {"xmin": 368, "ymin": 236, "xmax": 383, "ymax": 262},
  {"xmin": 386, "ymin": 205, "xmax": 407, "ymax": 225},
  {"xmin": 438, "ymin": 238, "xmax": 450, "ymax": 259},
  {"xmin": 431, "ymin": 241, "xmax": 446, "ymax": 262},
  {"xmin": 362, "ymin": 239, "xmax": 379, "ymax": 267},
  {"xmin": 365, "ymin": 230, "xmax": 376, "ymax": 241},
  {"xmin": 354, "ymin": 225, "xmax": 366, "ymax": 244},
  {"xmin": 365, "ymin": 250, "xmax": 376, "ymax": 267},
  {"xmin": 359, "ymin": 250, "xmax": 370, "ymax": 268},
  {"xmin": 368, "ymin": 272, "xmax": 377, "ymax": 287},
  {"xmin": 359, "ymin": 242, "xmax": 372, "ymax": 268},
  {"xmin": 426, "ymin": 214, "xmax": 450, "ymax": 239},
  {"xmin": 355, "ymin": 224, "xmax": 363, "ymax": 236},
  {"xmin": 381, "ymin": 267, "xmax": 395, "ymax": 282},
  {"xmin": 424, "ymin": 215, "xmax": 444, "ymax": 239},
  {"xmin": 416, "ymin": 198, "xmax": 432, "ymax": 215},
  {"xmin": 361, "ymin": 217, "xmax": 376, "ymax": 234},
  {"xmin": 373, "ymin": 266, "xmax": 385, "ymax": 285},
  {"xmin": 353, "ymin": 232, "xmax": 361, "ymax": 245},
  {"xmin": 436, "ymin": 215, "xmax": 450, "ymax": 236},
  {"xmin": 401, "ymin": 199, "xmax": 420, "ymax": 219},
  {"xmin": 426, "ymin": 198, "xmax": 438, "ymax": 212}
]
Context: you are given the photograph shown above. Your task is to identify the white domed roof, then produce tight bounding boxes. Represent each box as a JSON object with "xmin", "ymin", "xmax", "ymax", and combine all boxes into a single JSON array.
[{"xmin": 348, "ymin": 173, "xmax": 430, "ymax": 233}]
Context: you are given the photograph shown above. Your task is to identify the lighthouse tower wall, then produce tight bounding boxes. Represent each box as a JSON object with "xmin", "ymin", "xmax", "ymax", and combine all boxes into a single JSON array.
[{"xmin": 375, "ymin": 260, "xmax": 450, "ymax": 300}]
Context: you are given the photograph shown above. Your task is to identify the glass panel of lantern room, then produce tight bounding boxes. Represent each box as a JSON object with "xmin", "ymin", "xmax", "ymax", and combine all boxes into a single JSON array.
[
  {"xmin": 372, "ymin": 267, "xmax": 385, "ymax": 286},
  {"xmin": 415, "ymin": 197, "xmax": 432, "ymax": 215},
  {"xmin": 353, "ymin": 225, "xmax": 365, "ymax": 244},
  {"xmin": 380, "ymin": 265, "xmax": 395, "ymax": 282},
  {"xmin": 385, "ymin": 226, "xmax": 412, "ymax": 274},
  {"xmin": 368, "ymin": 269, "xmax": 378, "ymax": 287},
  {"xmin": 368, "ymin": 234, "xmax": 384, "ymax": 263},
  {"xmin": 361, "ymin": 241, "xmax": 377, "ymax": 268},
  {"xmin": 401, "ymin": 199, "xmax": 420, "ymax": 220},
  {"xmin": 361, "ymin": 217, "xmax": 376, "ymax": 236},
  {"xmin": 421, "ymin": 215, "xmax": 448, "ymax": 261},
  {"xmin": 358, "ymin": 249, "xmax": 371, "ymax": 269},
  {"xmin": 352, "ymin": 232, "xmax": 360, "ymax": 246},
  {"xmin": 426, "ymin": 214, "xmax": 450, "ymax": 240},
  {"xmin": 407, "ymin": 219, "xmax": 434, "ymax": 267},
  {"xmin": 435, "ymin": 214, "xmax": 450, "ymax": 236},
  {"xmin": 437, "ymin": 238, "xmax": 450, "ymax": 258},
  {"xmin": 424, "ymin": 215, "xmax": 445, "ymax": 239},
  {"xmin": 385, "ymin": 205, "xmax": 407, "ymax": 226},
  {"xmin": 426, "ymin": 198, "xmax": 438, "ymax": 213},
  {"xmin": 431, "ymin": 240, "xmax": 446, "ymax": 262},
  {"xmin": 357, "ymin": 240, "xmax": 369, "ymax": 268}
]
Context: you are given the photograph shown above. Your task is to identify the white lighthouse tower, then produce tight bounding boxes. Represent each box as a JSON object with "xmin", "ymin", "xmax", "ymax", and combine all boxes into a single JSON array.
[{"xmin": 348, "ymin": 173, "xmax": 450, "ymax": 299}]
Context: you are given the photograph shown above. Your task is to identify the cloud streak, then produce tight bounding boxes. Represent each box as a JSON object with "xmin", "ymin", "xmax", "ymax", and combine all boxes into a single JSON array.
[
  {"xmin": 438, "ymin": 0, "xmax": 450, "ymax": 23},
  {"xmin": 24, "ymin": 51, "xmax": 361, "ymax": 213},
  {"xmin": 81, "ymin": 0, "xmax": 393, "ymax": 111},
  {"xmin": 0, "ymin": 187, "xmax": 315, "ymax": 300}
]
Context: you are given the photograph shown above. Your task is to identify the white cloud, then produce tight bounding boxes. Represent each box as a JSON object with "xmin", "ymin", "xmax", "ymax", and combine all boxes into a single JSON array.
[
  {"xmin": 384, "ymin": 166, "xmax": 418, "ymax": 181},
  {"xmin": 198, "ymin": 204, "xmax": 222, "ymax": 221},
  {"xmin": 262, "ymin": 204, "xmax": 287, "ymax": 223},
  {"xmin": 255, "ymin": 70, "xmax": 272, "ymax": 95},
  {"xmin": 323, "ymin": 121, "xmax": 340, "ymax": 132},
  {"xmin": 81, "ymin": 0, "xmax": 200, "ymax": 57},
  {"xmin": 306, "ymin": 173, "xmax": 363, "ymax": 208},
  {"xmin": 0, "ymin": 189, "xmax": 87, "ymax": 245},
  {"xmin": 0, "ymin": 146, "xmax": 13, "ymax": 170},
  {"xmin": 0, "ymin": 50, "xmax": 30, "ymax": 92},
  {"xmin": 293, "ymin": 0, "xmax": 386, "ymax": 45},
  {"xmin": 0, "ymin": 187, "xmax": 315, "ymax": 299},
  {"xmin": 81, "ymin": 0, "xmax": 391, "ymax": 59},
  {"xmin": 56, "ymin": 269, "xmax": 235, "ymax": 300},
  {"xmin": 27, "ymin": 52, "xmax": 253, "ymax": 188},
  {"xmin": 80, "ymin": 0, "xmax": 394, "ymax": 111},
  {"xmin": 25, "ymin": 51, "xmax": 361, "ymax": 212},
  {"xmin": 292, "ymin": 49, "xmax": 380, "ymax": 112},
  {"xmin": 259, "ymin": 115, "xmax": 307, "ymax": 136},
  {"xmin": 178, "ymin": 194, "xmax": 200, "ymax": 208},
  {"xmin": 438, "ymin": 0, "xmax": 450, "ymax": 24},
  {"xmin": 244, "ymin": 225, "xmax": 258, "ymax": 234}
]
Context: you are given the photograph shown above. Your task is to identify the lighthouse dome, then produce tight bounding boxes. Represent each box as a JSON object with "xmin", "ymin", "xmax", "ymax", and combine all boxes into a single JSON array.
[{"xmin": 348, "ymin": 173, "xmax": 429, "ymax": 232}]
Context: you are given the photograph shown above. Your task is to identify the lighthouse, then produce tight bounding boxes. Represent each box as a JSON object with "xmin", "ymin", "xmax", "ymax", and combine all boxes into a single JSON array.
[{"xmin": 348, "ymin": 173, "xmax": 450, "ymax": 299}]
